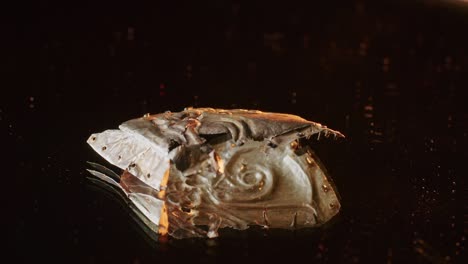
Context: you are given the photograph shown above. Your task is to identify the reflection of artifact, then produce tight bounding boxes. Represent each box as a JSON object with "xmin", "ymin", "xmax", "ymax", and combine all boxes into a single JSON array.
[{"xmin": 87, "ymin": 108, "xmax": 343, "ymax": 239}]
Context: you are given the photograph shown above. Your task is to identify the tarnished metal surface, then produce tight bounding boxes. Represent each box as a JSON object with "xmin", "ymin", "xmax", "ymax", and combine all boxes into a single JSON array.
[{"xmin": 87, "ymin": 108, "xmax": 343, "ymax": 239}]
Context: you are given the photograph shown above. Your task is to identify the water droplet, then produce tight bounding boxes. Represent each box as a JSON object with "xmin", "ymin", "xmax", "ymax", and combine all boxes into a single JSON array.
[
  {"xmin": 290, "ymin": 140, "xmax": 298, "ymax": 150},
  {"xmin": 238, "ymin": 163, "xmax": 247, "ymax": 172},
  {"xmin": 306, "ymin": 156, "xmax": 314, "ymax": 165},
  {"xmin": 322, "ymin": 184, "xmax": 330, "ymax": 192}
]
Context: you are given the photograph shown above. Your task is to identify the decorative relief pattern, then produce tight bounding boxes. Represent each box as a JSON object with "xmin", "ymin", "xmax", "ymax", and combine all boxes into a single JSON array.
[{"xmin": 87, "ymin": 108, "xmax": 343, "ymax": 239}]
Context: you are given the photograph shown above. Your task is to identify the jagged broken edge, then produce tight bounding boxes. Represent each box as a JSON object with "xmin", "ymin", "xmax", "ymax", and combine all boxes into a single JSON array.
[{"xmin": 85, "ymin": 162, "xmax": 160, "ymax": 244}]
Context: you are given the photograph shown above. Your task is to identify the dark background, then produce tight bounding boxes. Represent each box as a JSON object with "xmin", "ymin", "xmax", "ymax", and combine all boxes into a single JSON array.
[{"xmin": 5, "ymin": 0, "xmax": 467, "ymax": 263}]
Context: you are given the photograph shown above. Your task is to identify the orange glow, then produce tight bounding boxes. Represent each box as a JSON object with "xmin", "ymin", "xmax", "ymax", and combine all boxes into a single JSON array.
[
  {"xmin": 214, "ymin": 153, "xmax": 225, "ymax": 174},
  {"xmin": 158, "ymin": 203, "xmax": 169, "ymax": 236},
  {"xmin": 158, "ymin": 168, "xmax": 170, "ymax": 236}
]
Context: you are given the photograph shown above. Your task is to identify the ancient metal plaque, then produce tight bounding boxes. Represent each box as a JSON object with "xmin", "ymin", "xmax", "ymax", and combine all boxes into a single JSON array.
[{"xmin": 87, "ymin": 108, "xmax": 343, "ymax": 239}]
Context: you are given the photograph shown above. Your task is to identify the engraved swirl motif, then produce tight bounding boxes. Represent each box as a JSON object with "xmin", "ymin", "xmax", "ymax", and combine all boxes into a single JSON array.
[
  {"xmin": 87, "ymin": 107, "xmax": 343, "ymax": 239},
  {"xmin": 215, "ymin": 146, "xmax": 275, "ymax": 202}
]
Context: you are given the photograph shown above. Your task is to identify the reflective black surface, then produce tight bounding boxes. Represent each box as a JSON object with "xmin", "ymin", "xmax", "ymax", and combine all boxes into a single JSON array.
[{"xmin": 7, "ymin": 1, "xmax": 467, "ymax": 263}]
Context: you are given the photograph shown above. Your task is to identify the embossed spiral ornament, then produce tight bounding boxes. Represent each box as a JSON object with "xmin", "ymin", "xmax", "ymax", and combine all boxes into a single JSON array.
[
  {"xmin": 222, "ymin": 162, "xmax": 274, "ymax": 202},
  {"xmin": 86, "ymin": 107, "xmax": 344, "ymax": 240}
]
